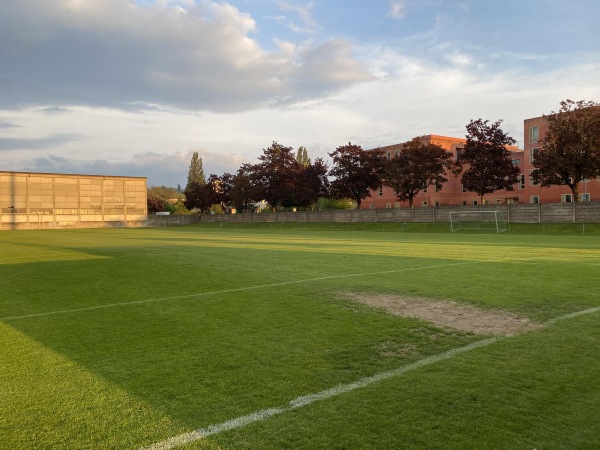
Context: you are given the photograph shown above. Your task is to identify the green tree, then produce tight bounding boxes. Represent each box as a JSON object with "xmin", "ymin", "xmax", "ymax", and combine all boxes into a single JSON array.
[
  {"xmin": 186, "ymin": 151, "xmax": 205, "ymax": 190},
  {"xmin": 459, "ymin": 119, "xmax": 520, "ymax": 203},
  {"xmin": 147, "ymin": 186, "xmax": 188, "ymax": 214},
  {"xmin": 316, "ymin": 197, "xmax": 356, "ymax": 210},
  {"xmin": 148, "ymin": 185, "xmax": 185, "ymax": 201},
  {"xmin": 328, "ymin": 143, "xmax": 385, "ymax": 208},
  {"xmin": 383, "ymin": 137, "xmax": 456, "ymax": 207},
  {"xmin": 532, "ymin": 99, "xmax": 600, "ymax": 201},
  {"xmin": 296, "ymin": 146, "xmax": 311, "ymax": 167}
]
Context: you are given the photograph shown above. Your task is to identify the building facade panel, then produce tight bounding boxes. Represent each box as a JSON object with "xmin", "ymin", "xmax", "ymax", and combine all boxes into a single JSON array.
[{"xmin": 0, "ymin": 171, "xmax": 147, "ymax": 229}]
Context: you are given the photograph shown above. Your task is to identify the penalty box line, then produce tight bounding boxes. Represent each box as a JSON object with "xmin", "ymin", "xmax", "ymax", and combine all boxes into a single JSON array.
[
  {"xmin": 141, "ymin": 305, "xmax": 600, "ymax": 450},
  {"xmin": 1, "ymin": 261, "xmax": 479, "ymax": 321}
]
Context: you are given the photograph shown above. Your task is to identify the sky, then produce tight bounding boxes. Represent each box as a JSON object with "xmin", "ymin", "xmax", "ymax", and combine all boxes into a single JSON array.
[{"xmin": 1, "ymin": 0, "xmax": 599, "ymax": 187}]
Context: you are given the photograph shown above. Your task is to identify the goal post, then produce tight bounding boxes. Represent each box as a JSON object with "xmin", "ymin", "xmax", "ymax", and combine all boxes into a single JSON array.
[{"xmin": 449, "ymin": 210, "xmax": 508, "ymax": 233}]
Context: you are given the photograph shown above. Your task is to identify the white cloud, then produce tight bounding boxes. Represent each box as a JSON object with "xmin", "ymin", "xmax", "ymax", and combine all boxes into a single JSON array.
[
  {"xmin": 0, "ymin": 0, "xmax": 369, "ymax": 112},
  {"xmin": 276, "ymin": 1, "xmax": 317, "ymax": 32},
  {"xmin": 388, "ymin": 1, "xmax": 406, "ymax": 19}
]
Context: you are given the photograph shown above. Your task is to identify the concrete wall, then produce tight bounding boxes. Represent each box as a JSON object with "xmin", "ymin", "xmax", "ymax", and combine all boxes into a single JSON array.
[{"xmin": 205, "ymin": 203, "xmax": 600, "ymax": 225}]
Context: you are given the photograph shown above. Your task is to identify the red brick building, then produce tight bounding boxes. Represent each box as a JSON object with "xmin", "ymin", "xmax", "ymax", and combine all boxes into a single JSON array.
[{"xmin": 361, "ymin": 116, "xmax": 598, "ymax": 209}]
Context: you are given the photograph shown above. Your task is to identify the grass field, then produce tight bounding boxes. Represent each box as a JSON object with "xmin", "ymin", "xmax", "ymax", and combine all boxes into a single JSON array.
[{"xmin": 1, "ymin": 225, "xmax": 599, "ymax": 449}]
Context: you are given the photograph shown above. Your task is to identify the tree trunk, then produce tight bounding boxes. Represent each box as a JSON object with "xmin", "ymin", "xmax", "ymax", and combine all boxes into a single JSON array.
[{"xmin": 571, "ymin": 184, "xmax": 579, "ymax": 202}]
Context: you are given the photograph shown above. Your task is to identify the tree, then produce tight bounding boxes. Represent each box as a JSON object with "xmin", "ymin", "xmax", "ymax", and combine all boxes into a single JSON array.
[
  {"xmin": 295, "ymin": 158, "xmax": 329, "ymax": 209},
  {"xmin": 328, "ymin": 143, "xmax": 385, "ymax": 208},
  {"xmin": 147, "ymin": 186, "xmax": 188, "ymax": 214},
  {"xmin": 184, "ymin": 181, "xmax": 211, "ymax": 211},
  {"xmin": 205, "ymin": 173, "xmax": 234, "ymax": 211},
  {"xmin": 316, "ymin": 197, "xmax": 356, "ymax": 210},
  {"xmin": 383, "ymin": 137, "xmax": 456, "ymax": 207},
  {"xmin": 147, "ymin": 194, "xmax": 167, "ymax": 214},
  {"xmin": 532, "ymin": 99, "xmax": 600, "ymax": 201},
  {"xmin": 459, "ymin": 119, "xmax": 520, "ymax": 203},
  {"xmin": 248, "ymin": 142, "xmax": 303, "ymax": 209},
  {"xmin": 230, "ymin": 164, "xmax": 256, "ymax": 212},
  {"xmin": 186, "ymin": 151, "xmax": 205, "ymax": 190},
  {"xmin": 147, "ymin": 185, "xmax": 185, "ymax": 202},
  {"xmin": 296, "ymin": 146, "xmax": 311, "ymax": 167}
]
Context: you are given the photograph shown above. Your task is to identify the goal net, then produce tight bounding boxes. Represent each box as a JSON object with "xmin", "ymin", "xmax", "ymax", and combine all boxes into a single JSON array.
[{"xmin": 449, "ymin": 210, "xmax": 507, "ymax": 233}]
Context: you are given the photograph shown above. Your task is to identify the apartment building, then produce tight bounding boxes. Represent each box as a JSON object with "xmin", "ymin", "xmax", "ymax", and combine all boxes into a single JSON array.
[{"xmin": 362, "ymin": 117, "xmax": 598, "ymax": 209}]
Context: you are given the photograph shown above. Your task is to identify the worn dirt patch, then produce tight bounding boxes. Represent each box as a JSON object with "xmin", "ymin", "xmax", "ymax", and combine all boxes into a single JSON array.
[{"xmin": 343, "ymin": 293, "xmax": 542, "ymax": 336}]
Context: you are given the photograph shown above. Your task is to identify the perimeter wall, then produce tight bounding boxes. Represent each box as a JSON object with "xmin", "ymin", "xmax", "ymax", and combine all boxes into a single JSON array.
[
  {"xmin": 4, "ymin": 203, "xmax": 600, "ymax": 230},
  {"xmin": 203, "ymin": 203, "xmax": 600, "ymax": 225}
]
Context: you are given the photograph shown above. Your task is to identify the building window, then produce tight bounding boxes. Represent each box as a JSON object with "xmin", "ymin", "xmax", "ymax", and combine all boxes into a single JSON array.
[
  {"xmin": 530, "ymin": 195, "xmax": 540, "ymax": 204},
  {"xmin": 386, "ymin": 152, "xmax": 391, "ymax": 160},
  {"xmin": 370, "ymin": 203, "xmax": 375, "ymax": 209},
  {"xmin": 434, "ymin": 201, "xmax": 440, "ymax": 207},
  {"xmin": 462, "ymin": 201, "xmax": 467, "ymax": 206},
  {"xmin": 529, "ymin": 170, "xmax": 538, "ymax": 186},
  {"xmin": 529, "ymin": 127, "xmax": 539, "ymax": 143},
  {"xmin": 580, "ymin": 193, "xmax": 591, "ymax": 202},
  {"xmin": 472, "ymin": 200, "xmax": 478, "ymax": 206},
  {"xmin": 456, "ymin": 148, "xmax": 463, "ymax": 161},
  {"xmin": 394, "ymin": 202, "xmax": 400, "ymax": 208},
  {"xmin": 394, "ymin": 150, "xmax": 400, "ymax": 157},
  {"xmin": 519, "ymin": 174, "xmax": 525, "ymax": 189},
  {"xmin": 561, "ymin": 194, "xmax": 573, "ymax": 203},
  {"xmin": 529, "ymin": 148, "xmax": 539, "ymax": 163},
  {"xmin": 495, "ymin": 199, "xmax": 502, "ymax": 205},
  {"xmin": 511, "ymin": 159, "xmax": 520, "ymax": 165},
  {"xmin": 378, "ymin": 187, "xmax": 383, "ymax": 196},
  {"xmin": 461, "ymin": 183, "xmax": 467, "ymax": 193},
  {"xmin": 421, "ymin": 201, "xmax": 428, "ymax": 207},
  {"xmin": 422, "ymin": 183, "xmax": 428, "ymax": 193},
  {"xmin": 385, "ymin": 202, "xmax": 391, "ymax": 208}
]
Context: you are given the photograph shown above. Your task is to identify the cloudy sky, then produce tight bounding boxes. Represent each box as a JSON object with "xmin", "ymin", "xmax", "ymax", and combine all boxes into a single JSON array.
[{"xmin": 1, "ymin": 0, "xmax": 599, "ymax": 187}]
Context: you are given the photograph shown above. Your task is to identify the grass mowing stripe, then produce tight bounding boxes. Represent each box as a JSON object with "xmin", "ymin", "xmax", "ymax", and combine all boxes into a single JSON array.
[
  {"xmin": 0, "ymin": 260, "xmax": 478, "ymax": 321},
  {"xmin": 141, "ymin": 305, "xmax": 600, "ymax": 450}
]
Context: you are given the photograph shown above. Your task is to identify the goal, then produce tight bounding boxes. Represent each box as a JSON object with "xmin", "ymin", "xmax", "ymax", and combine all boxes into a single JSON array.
[{"xmin": 449, "ymin": 210, "xmax": 508, "ymax": 233}]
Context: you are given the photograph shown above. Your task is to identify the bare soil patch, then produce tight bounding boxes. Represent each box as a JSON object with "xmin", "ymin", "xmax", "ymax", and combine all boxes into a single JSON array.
[{"xmin": 343, "ymin": 293, "xmax": 542, "ymax": 336}]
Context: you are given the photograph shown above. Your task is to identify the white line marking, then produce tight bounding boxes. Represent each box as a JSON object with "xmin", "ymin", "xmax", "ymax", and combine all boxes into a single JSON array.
[
  {"xmin": 141, "ymin": 338, "xmax": 500, "ymax": 450},
  {"xmin": 545, "ymin": 306, "xmax": 600, "ymax": 325},
  {"xmin": 140, "ymin": 305, "xmax": 600, "ymax": 450},
  {"xmin": 0, "ymin": 261, "xmax": 478, "ymax": 321}
]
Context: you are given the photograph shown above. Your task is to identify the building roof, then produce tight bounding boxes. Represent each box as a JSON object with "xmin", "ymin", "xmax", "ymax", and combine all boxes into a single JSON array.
[{"xmin": 0, "ymin": 170, "xmax": 146, "ymax": 180}]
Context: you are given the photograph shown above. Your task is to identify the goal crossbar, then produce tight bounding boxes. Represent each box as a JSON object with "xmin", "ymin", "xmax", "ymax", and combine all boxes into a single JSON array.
[{"xmin": 449, "ymin": 211, "xmax": 507, "ymax": 233}]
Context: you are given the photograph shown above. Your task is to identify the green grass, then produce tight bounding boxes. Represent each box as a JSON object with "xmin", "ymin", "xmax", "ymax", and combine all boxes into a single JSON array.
[
  {"xmin": 203, "ymin": 220, "xmax": 600, "ymax": 235},
  {"xmin": 1, "ymin": 225, "xmax": 599, "ymax": 449}
]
